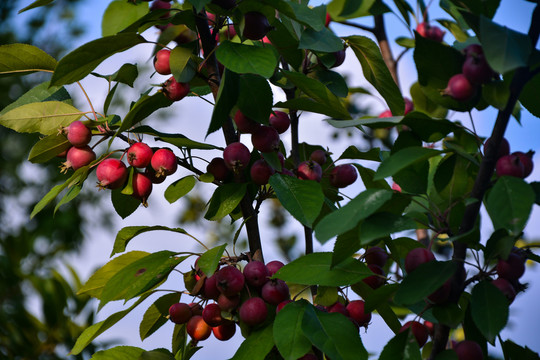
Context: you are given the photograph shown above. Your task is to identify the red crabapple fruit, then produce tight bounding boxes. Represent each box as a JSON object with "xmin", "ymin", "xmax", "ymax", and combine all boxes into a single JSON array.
[
  {"xmin": 186, "ymin": 315, "xmax": 212, "ymax": 341},
  {"xmin": 162, "ymin": 76, "xmax": 190, "ymax": 101},
  {"xmin": 496, "ymin": 154, "xmax": 525, "ymax": 178},
  {"xmin": 513, "ymin": 151, "xmax": 534, "ymax": 178},
  {"xmin": 239, "ymin": 297, "xmax": 268, "ymax": 326},
  {"xmin": 96, "ymin": 158, "xmax": 128, "ymax": 190},
  {"xmin": 62, "ymin": 145, "xmax": 96, "ymax": 172},
  {"xmin": 443, "ymin": 74, "xmax": 476, "ymax": 101},
  {"xmin": 151, "ymin": 148, "xmax": 178, "ymax": 178},
  {"xmin": 453, "ymin": 340, "xmax": 484, "ymax": 360},
  {"xmin": 346, "ymin": 300, "xmax": 371, "ymax": 327},
  {"xmin": 261, "ymin": 279, "xmax": 290, "ymax": 305},
  {"xmin": 66, "ymin": 120, "xmax": 92, "ymax": 147},
  {"xmin": 297, "ymin": 160, "xmax": 322, "ymax": 182},
  {"xmin": 169, "ymin": 302, "xmax": 192, "ymax": 324},
  {"xmin": 400, "ymin": 321, "xmax": 429, "ymax": 347},
  {"xmin": 212, "ymin": 321, "xmax": 236, "ymax": 341},
  {"xmin": 310, "ymin": 149, "xmax": 327, "ymax": 165},
  {"xmin": 215, "ymin": 265, "xmax": 245, "ymax": 296},
  {"xmin": 207, "ymin": 157, "xmax": 230, "ymax": 181},
  {"xmin": 251, "ymin": 126, "xmax": 280, "ymax": 153},
  {"xmin": 127, "ymin": 142, "xmax": 153, "ymax": 168},
  {"xmin": 250, "ymin": 159, "xmax": 275, "ymax": 185},
  {"xmin": 243, "ymin": 260, "xmax": 270, "ymax": 288},
  {"xmin": 266, "ymin": 260, "xmax": 285, "ymax": 276},
  {"xmin": 131, "ymin": 172, "xmax": 153, "ymax": 205},
  {"xmin": 153, "ymin": 48, "xmax": 171, "ymax": 75},
  {"xmin": 242, "ymin": 12, "xmax": 271, "ymax": 40},
  {"xmin": 223, "ymin": 142, "xmax": 251, "ymax": 172},
  {"xmin": 234, "ymin": 110, "xmax": 260, "ymax": 134},
  {"xmin": 329, "ymin": 164, "xmax": 358, "ymax": 188},
  {"xmin": 269, "ymin": 111, "xmax": 290, "ymax": 134},
  {"xmin": 405, "ymin": 247, "xmax": 435, "ymax": 274},
  {"xmin": 202, "ymin": 303, "xmax": 223, "ymax": 327}
]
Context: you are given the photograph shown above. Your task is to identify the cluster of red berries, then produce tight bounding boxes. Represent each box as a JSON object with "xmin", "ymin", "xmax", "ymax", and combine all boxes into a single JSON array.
[
  {"xmin": 60, "ymin": 120, "xmax": 96, "ymax": 172},
  {"xmin": 444, "ymin": 44, "xmax": 497, "ymax": 101},
  {"xmin": 153, "ymin": 48, "xmax": 191, "ymax": 102},
  {"xmin": 416, "ymin": 22, "xmax": 445, "ymax": 42},
  {"xmin": 95, "ymin": 143, "xmax": 178, "ymax": 206},
  {"xmin": 492, "ymin": 247, "xmax": 528, "ymax": 304},
  {"xmin": 486, "ymin": 137, "xmax": 535, "ymax": 179},
  {"xmin": 168, "ymin": 259, "xmax": 288, "ymax": 341}
]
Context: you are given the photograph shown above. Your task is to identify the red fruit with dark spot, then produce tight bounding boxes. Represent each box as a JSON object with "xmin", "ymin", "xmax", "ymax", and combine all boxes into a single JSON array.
[
  {"xmin": 364, "ymin": 246, "xmax": 388, "ymax": 267},
  {"xmin": 217, "ymin": 293, "xmax": 240, "ymax": 312},
  {"xmin": 132, "ymin": 172, "xmax": 153, "ymax": 205},
  {"xmin": 216, "ymin": 265, "xmax": 245, "ymax": 296},
  {"xmin": 444, "ymin": 74, "xmax": 476, "ymax": 101},
  {"xmin": 243, "ymin": 260, "xmax": 270, "ymax": 288},
  {"xmin": 127, "ymin": 142, "xmax": 153, "ymax": 168},
  {"xmin": 162, "ymin": 76, "xmax": 190, "ymax": 101},
  {"xmin": 453, "ymin": 340, "xmax": 484, "ymax": 360},
  {"xmin": 363, "ymin": 264, "xmax": 385, "ymax": 289},
  {"xmin": 405, "ymin": 247, "xmax": 435, "ymax": 274},
  {"xmin": 207, "ymin": 157, "xmax": 230, "ymax": 181},
  {"xmin": 153, "ymin": 49, "xmax": 171, "ymax": 75},
  {"xmin": 269, "ymin": 111, "xmax": 290, "ymax": 134},
  {"xmin": 66, "ymin": 120, "xmax": 92, "ymax": 147},
  {"xmin": 169, "ymin": 302, "xmax": 192, "ymax": 324},
  {"xmin": 297, "ymin": 160, "xmax": 322, "ymax": 182},
  {"xmin": 310, "ymin": 149, "xmax": 327, "ymax": 165},
  {"xmin": 212, "ymin": 321, "xmax": 236, "ymax": 341},
  {"xmin": 400, "ymin": 321, "xmax": 429, "ymax": 347},
  {"xmin": 330, "ymin": 164, "xmax": 358, "ymax": 188},
  {"xmin": 346, "ymin": 300, "xmax": 371, "ymax": 327},
  {"xmin": 276, "ymin": 299, "xmax": 292, "ymax": 314},
  {"xmin": 243, "ymin": 12, "xmax": 271, "ymax": 40},
  {"xmin": 483, "ymin": 137, "xmax": 510, "ymax": 160},
  {"xmin": 497, "ymin": 252, "xmax": 526, "ymax": 281},
  {"xmin": 186, "ymin": 315, "xmax": 212, "ymax": 341},
  {"xmin": 492, "ymin": 278, "xmax": 516, "ymax": 303},
  {"xmin": 327, "ymin": 302, "xmax": 349, "ymax": 317},
  {"xmin": 202, "ymin": 303, "xmax": 223, "ymax": 327},
  {"xmin": 239, "ymin": 297, "xmax": 268, "ymax": 326},
  {"xmin": 250, "ymin": 159, "xmax": 275, "ymax": 185},
  {"xmin": 151, "ymin": 148, "xmax": 177, "ymax": 178},
  {"xmin": 96, "ymin": 158, "xmax": 128, "ymax": 190},
  {"xmin": 496, "ymin": 154, "xmax": 525, "ymax": 178},
  {"xmin": 462, "ymin": 55, "xmax": 494, "ymax": 84},
  {"xmin": 62, "ymin": 145, "xmax": 96, "ymax": 172},
  {"xmin": 266, "ymin": 260, "xmax": 284, "ymax": 276},
  {"xmin": 261, "ymin": 279, "xmax": 290, "ymax": 305},
  {"xmin": 203, "ymin": 274, "xmax": 221, "ymax": 300},
  {"xmin": 513, "ymin": 151, "xmax": 534, "ymax": 178},
  {"xmin": 234, "ymin": 110, "xmax": 260, "ymax": 134},
  {"xmin": 223, "ymin": 142, "xmax": 251, "ymax": 172},
  {"xmin": 251, "ymin": 126, "xmax": 280, "ymax": 153}
]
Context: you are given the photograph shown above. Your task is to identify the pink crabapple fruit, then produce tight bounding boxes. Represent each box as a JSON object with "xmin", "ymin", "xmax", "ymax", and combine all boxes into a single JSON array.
[
  {"xmin": 310, "ymin": 149, "xmax": 327, "ymax": 165},
  {"xmin": 362, "ymin": 264, "xmax": 385, "ymax": 289},
  {"xmin": 239, "ymin": 297, "xmax": 268, "ymax": 326},
  {"xmin": 329, "ymin": 164, "xmax": 358, "ymax": 188},
  {"xmin": 266, "ymin": 260, "xmax": 284, "ymax": 276},
  {"xmin": 364, "ymin": 246, "xmax": 389, "ymax": 268},
  {"xmin": 444, "ymin": 74, "xmax": 476, "ymax": 101},
  {"xmin": 242, "ymin": 12, "xmax": 272, "ymax": 40},
  {"xmin": 207, "ymin": 157, "xmax": 230, "ymax": 182},
  {"xmin": 483, "ymin": 137, "xmax": 510, "ymax": 160},
  {"xmin": 215, "ymin": 266, "xmax": 245, "ymax": 296},
  {"xmin": 346, "ymin": 300, "xmax": 371, "ymax": 327},
  {"xmin": 127, "ymin": 142, "xmax": 153, "ymax": 168},
  {"xmin": 96, "ymin": 158, "xmax": 128, "ymax": 190},
  {"xmin": 327, "ymin": 302, "xmax": 349, "ymax": 317},
  {"xmin": 416, "ymin": 22, "xmax": 445, "ymax": 42},
  {"xmin": 497, "ymin": 252, "xmax": 526, "ymax": 281},
  {"xmin": 162, "ymin": 76, "xmax": 190, "ymax": 101},
  {"xmin": 276, "ymin": 300, "xmax": 292, "ymax": 314},
  {"xmin": 234, "ymin": 110, "xmax": 260, "ymax": 134},
  {"xmin": 269, "ymin": 111, "xmax": 291, "ymax": 134},
  {"xmin": 513, "ymin": 151, "xmax": 534, "ymax": 178},
  {"xmin": 62, "ymin": 145, "xmax": 96, "ymax": 172},
  {"xmin": 453, "ymin": 340, "xmax": 484, "ymax": 360},
  {"xmin": 212, "ymin": 321, "xmax": 236, "ymax": 341},
  {"xmin": 243, "ymin": 260, "xmax": 270, "ymax": 288},
  {"xmin": 131, "ymin": 172, "xmax": 153, "ymax": 205},
  {"xmin": 217, "ymin": 293, "xmax": 241, "ymax": 312},
  {"xmin": 153, "ymin": 49, "xmax": 171, "ymax": 75},
  {"xmin": 462, "ymin": 55, "xmax": 494, "ymax": 84},
  {"xmin": 251, "ymin": 126, "xmax": 280, "ymax": 153},
  {"xmin": 202, "ymin": 303, "xmax": 224, "ymax": 327},
  {"xmin": 496, "ymin": 154, "xmax": 525, "ymax": 178},
  {"xmin": 405, "ymin": 247, "xmax": 435, "ymax": 274},
  {"xmin": 169, "ymin": 303, "xmax": 192, "ymax": 324},
  {"xmin": 223, "ymin": 142, "xmax": 251, "ymax": 172},
  {"xmin": 250, "ymin": 159, "xmax": 275, "ymax": 185},
  {"xmin": 151, "ymin": 148, "xmax": 178, "ymax": 178},
  {"xmin": 492, "ymin": 278, "xmax": 517, "ymax": 303},
  {"xmin": 400, "ymin": 321, "xmax": 429, "ymax": 347},
  {"xmin": 203, "ymin": 274, "xmax": 221, "ymax": 300},
  {"xmin": 261, "ymin": 279, "xmax": 290, "ymax": 305},
  {"xmin": 297, "ymin": 160, "xmax": 323, "ymax": 182},
  {"xmin": 66, "ymin": 120, "xmax": 92, "ymax": 147}
]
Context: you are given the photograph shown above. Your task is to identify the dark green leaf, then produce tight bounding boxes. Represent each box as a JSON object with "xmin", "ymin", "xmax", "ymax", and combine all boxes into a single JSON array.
[
  {"xmin": 170, "ymin": 45, "xmax": 194, "ymax": 83},
  {"xmin": 0, "ymin": 81, "xmax": 71, "ymax": 116},
  {"xmin": 198, "ymin": 244, "xmax": 227, "ymax": 277},
  {"xmin": 216, "ymin": 41, "xmax": 279, "ymax": 79},
  {"xmin": 54, "ymin": 184, "xmax": 82, "ymax": 214},
  {"xmin": 51, "ymin": 33, "xmax": 147, "ymax": 86},
  {"xmin": 326, "ymin": 116, "xmax": 401, "ymax": 129},
  {"xmin": 140, "ymin": 349, "xmax": 175, "ymax": 360},
  {"xmin": 373, "ymin": 147, "xmax": 442, "ymax": 181},
  {"xmin": 339, "ymin": 146, "xmax": 381, "ymax": 161},
  {"xmin": 140, "ymin": 293, "xmax": 181, "ymax": 341},
  {"xmin": 434, "ymin": 350, "xmax": 459, "ymax": 360},
  {"xmin": 402, "ymin": 112, "xmax": 457, "ymax": 143},
  {"xmin": 484, "ymin": 229, "xmax": 514, "ymax": 262},
  {"xmin": 269, "ymin": 173, "xmax": 325, "ymax": 228},
  {"xmin": 519, "ymin": 71, "xmax": 540, "ymax": 118},
  {"xmin": 530, "ymin": 181, "xmax": 540, "ymax": 205},
  {"xmin": 237, "ymin": 74, "xmax": 273, "ymax": 123},
  {"xmin": 378, "ymin": 330, "xmax": 422, "ymax": 360},
  {"xmin": 0, "ymin": 43, "xmax": 56, "ymax": 76},
  {"xmin": 204, "ymin": 183, "xmax": 247, "ymax": 221},
  {"xmin": 266, "ymin": 20, "xmax": 303, "ymax": 70},
  {"xmin": 273, "ymin": 300, "xmax": 312, "ymax": 360},
  {"xmin": 359, "ymin": 212, "xmax": 417, "ymax": 246},
  {"xmin": 130, "ymin": 125, "xmax": 218, "ymax": 150},
  {"xmin": 102, "ymin": 1, "xmax": 149, "ymax": 37},
  {"xmin": 299, "ymin": 27, "xmax": 343, "ymax": 52},
  {"xmin": 314, "ymin": 189, "xmax": 393, "ymax": 243},
  {"xmin": 112, "ymin": 226, "xmax": 189, "ymax": 256},
  {"xmin": 326, "ymin": 0, "xmax": 376, "ymax": 20},
  {"xmin": 92, "ymin": 63, "xmax": 139, "ymax": 87},
  {"xmin": 28, "ymin": 133, "xmax": 70, "ymax": 163},
  {"xmin": 502, "ymin": 340, "xmax": 540, "ymax": 360},
  {"xmin": 313, "ymin": 69, "xmax": 349, "ymax": 98},
  {"xmin": 89, "ymin": 346, "xmax": 145, "ymax": 359},
  {"xmin": 448, "ymin": 0, "xmax": 500, "ymax": 19},
  {"xmin": 346, "ymin": 36, "xmax": 404, "ymax": 116},
  {"xmin": 117, "ymin": 93, "xmax": 173, "ymax": 135},
  {"xmin": 164, "ymin": 176, "xmax": 196, "ymax": 204},
  {"xmin": 207, "ymin": 69, "xmax": 239, "ymax": 136},
  {"xmin": 436, "ymin": 19, "xmax": 468, "ymax": 42},
  {"xmin": 470, "ymin": 281, "xmax": 509, "ymax": 343},
  {"xmin": 111, "ymin": 188, "xmax": 141, "ymax": 219},
  {"xmin": 187, "ymin": 0, "xmax": 212, "ymax": 13},
  {"xmin": 275, "ymin": 96, "xmax": 350, "ymax": 119},
  {"xmin": 18, "ymin": 0, "xmax": 55, "ymax": 14},
  {"xmin": 230, "ymin": 323, "xmax": 274, "ymax": 360},
  {"xmin": 275, "ymin": 252, "xmax": 371, "ymax": 286},
  {"xmin": 409, "ymin": 82, "xmax": 448, "ymax": 118},
  {"xmin": 433, "ymin": 303, "xmax": 464, "ymax": 328}
]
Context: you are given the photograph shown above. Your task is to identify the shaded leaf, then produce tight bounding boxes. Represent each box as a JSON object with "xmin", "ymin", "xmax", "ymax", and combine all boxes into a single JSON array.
[
  {"xmin": 102, "ymin": 1, "xmax": 149, "ymax": 37},
  {"xmin": 117, "ymin": 93, "xmax": 173, "ymax": 135},
  {"xmin": 0, "ymin": 43, "xmax": 56, "ymax": 76},
  {"xmin": 164, "ymin": 176, "xmax": 196, "ymax": 204},
  {"xmin": 230, "ymin": 323, "xmax": 274, "ymax": 360},
  {"xmin": 273, "ymin": 300, "xmax": 312, "ymax": 360},
  {"xmin": 379, "ymin": 330, "xmax": 422, "ymax": 360},
  {"xmin": 216, "ymin": 41, "xmax": 279, "ymax": 79},
  {"xmin": 470, "ymin": 281, "xmax": 508, "ymax": 344},
  {"xmin": 140, "ymin": 293, "xmax": 181, "ymax": 341},
  {"xmin": 204, "ymin": 183, "xmax": 247, "ymax": 221},
  {"xmin": 28, "ymin": 133, "xmax": 70, "ymax": 163},
  {"xmin": 198, "ymin": 244, "xmax": 227, "ymax": 277},
  {"xmin": 130, "ymin": 125, "xmax": 218, "ymax": 150},
  {"xmin": 89, "ymin": 346, "xmax": 145, "ymax": 359},
  {"xmin": 112, "ymin": 226, "xmax": 189, "ymax": 256},
  {"xmin": 373, "ymin": 147, "xmax": 442, "ymax": 181}
]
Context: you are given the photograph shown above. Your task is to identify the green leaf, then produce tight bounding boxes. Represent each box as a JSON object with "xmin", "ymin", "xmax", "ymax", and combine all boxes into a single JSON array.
[
  {"xmin": 502, "ymin": 340, "xmax": 540, "ymax": 360},
  {"xmin": 409, "ymin": 82, "xmax": 448, "ymax": 118},
  {"xmin": 275, "ymin": 96, "xmax": 350, "ymax": 120},
  {"xmin": 359, "ymin": 212, "xmax": 417, "ymax": 246},
  {"xmin": 198, "ymin": 244, "xmax": 227, "ymax": 277},
  {"xmin": 130, "ymin": 125, "xmax": 218, "ymax": 150},
  {"xmin": 449, "ymin": 0, "xmax": 500, "ymax": 19},
  {"xmin": 275, "ymin": 252, "xmax": 371, "ymax": 286},
  {"xmin": 89, "ymin": 346, "xmax": 145, "ymax": 359},
  {"xmin": 0, "ymin": 81, "xmax": 71, "ymax": 116},
  {"xmin": 51, "ymin": 33, "xmax": 147, "ymax": 86},
  {"xmin": 280, "ymin": 70, "xmax": 351, "ymax": 119},
  {"xmin": 204, "ymin": 183, "xmax": 247, "ymax": 221},
  {"xmin": 470, "ymin": 281, "xmax": 509, "ymax": 344},
  {"xmin": 28, "ymin": 133, "xmax": 70, "ymax": 163},
  {"xmin": 170, "ymin": 45, "xmax": 194, "ymax": 83},
  {"xmin": 314, "ymin": 69, "xmax": 349, "ymax": 98},
  {"xmin": 0, "ymin": 43, "xmax": 56, "ymax": 76},
  {"xmin": 0, "ymin": 101, "xmax": 83, "ymax": 135},
  {"xmin": 117, "ymin": 93, "xmax": 173, "ymax": 135},
  {"xmin": 91, "ymin": 63, "xmax": 139, "ymax": 87},
  {"xmin": 230, "ymin": 323, "xmax": 275, "ymax": 360},
  {"xmin": 378, "ymin": 330, "xmax": 422, "ymax": 360},
  {"xmin": 299, "ymin": 27, "xmax": 343, "ymax": 52},
  {"xmin": 373, "ymin": 147, "xmax": 442, "ymax": 181},
  {"xmin": 433, "ymin": 303, "xmax": 464, "ymax": 328},
  {"xmin": 269, "ymin": 173, "xmax": 325, "ymax": 228},
  {"xmin": 519, "ymin": 71, "xmax": 540, "ymax": 118},
  {"xmin": 140, "ymin": 349, "xmax": 175, "ymax": 360},
  {"xmin": 436, "ymin": 19, "xmax": 468, "ymax": 42},
  {"xmin": 207, "ymin": 69, "xmax": 239, "ymax": 136},
  {"xmin": 187, "ymin": 0, "xmax": 212, "ymax": 13},
  {"xmin": 402, "ymin": 113, "xmax": 457, "ymax": 143},
  {"xmin": 394, "ymin": 261, "xmax": 457, "ymax": 305},
  {"xmin": 266, "ymin": 20, "xmax": 303, "ymax": 70},
  {"xmin": 345, "ymin": 36, "xmax": 404, "ymax": 116},
  {"xmin": 111, "ymin": 188, "xmax": 141, "ymax": 219},
  {"xmin": 102, "ymin": 0, "xmax": 149, "ymax": 37},
  {"xmin": 485, "ymin": 176, "xmax": 535, "ymax": 234},
  {"xmin": 314, "ymin": 189, "xmax": 392, "ymax": 243},
  {"xmin": 54, "ymin": 184, "xmax": 82, "ymax": 214},
  {"xmin": 327, "ymin": 0, "xmax": 376, "ymax": 20},
  {"xmin": 260, "ymin": 0, "xmax": 325, "ymax": 31},
  {"xmin": 273, "ymin": 300, "xmax": 312, "ymax": 360},
  {"xmin": 140, "ymin": 292, "xmax": 181, "ymax": 341},
  {"xmin": 18, "ymin": 0, "xmax": 55, "ymax": 14},
  {"xmin": 99, "ymin": 251, "xmax": 187, "ymax": 309},
  {"xmin": 78, "ymin": 251, "xmax": 149, "ymax": 298},
  {"xmin": 237, "ymin": 74, "xmax": 273, "ymax": 123},
  {"xmin": 112, "ymin": 226, "xmax": 189, "ymax": 256},
  {"xmin": 339, "ymin": 146, "xmax": 381, "ymax": 162},
  {"xmin": 71, "ymin": 295, "xmax": 151, "ymax": 355},
  {"xmin": 301, "ymin": 305, "xmax": 368, "ymax": 360},
  {"xmin": 479, "ymin": 16, "xmax": 531, "ymax": 75},
  {"xmin": 216, "ymin": 41, "xmax": 279, "ymax": 79},
  {"xmin": 164, "ymin": 176, "xmax": 196, "ymax": 204}
]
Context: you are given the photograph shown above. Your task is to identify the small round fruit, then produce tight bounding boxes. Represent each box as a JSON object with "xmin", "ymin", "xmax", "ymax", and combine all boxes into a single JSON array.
[
  {"xmin": 512, "ymin": 151, "xmax": 534, "ymax": 178},
  {"xmin": 223, "ymin": 142, "xmax": 251, "ymax": 172},
  {"xmin": 203, "ymin": 274, "xmax": 221, "ymax": 300},
  {"xmin": 266, "ymin": 260, "xmax": 284, "ymax": 276},
  {"xmin": 310, "ymin": 149, "xmax": 327, "ymax": 165},
  {"xmin": 497, "ymin": 252, "xmax": 526, "ymax": 281},
  {"xmin": 330, "ymin": 164, "xmax": 358, "ymax": 188},
  {"xmin": 444, "ymin": 74, "xmax": 476, "ymax": 101},
  {"xmin": 331, "ymin": 48, "xmax": 346, "ymax": 68},
  {"xmin": 212, "ymin": 321, "xmax": 236, "ymax": 341},
  {"xmin": 346, "ymin": 300, "xmax": 371, "ymax": 327},
  {"xmin": 154, "ymin": 49, "xmax": 171, "ymax": 75},
  {"xmin": 131, "ymin": 172, "xmax": 153, "ymax": 205},
  {"xmin": 327, "ymin": 302, "xmax": 349, "ymax": 317},
  {"xmin": 492, "ymin": 278, "xmax": 517, "ymax": 303},
  {"xmin": 453, "ymin": 340, "xmax": 484, "ymax": 360},
  {"xmin": 427, "ymin": 280, "xmax": 451, "ymax": 304},
  {"xmin": 217, "ymin": 293, "xmax": 241, "ymax": 312},
  {"xmin": 496, "ymin": 154, "xmax": 525, "ymax": 178},
  {"xmin": 400, "ymin": 321, "xmax": 428, "ymax": 347},
  {"xmin": 404, "ymin": 98, "xmax": 414, "ymax": 114},
  {"xmin": 189, "ymin": 303, "xmax": 204, "ymax": 316},
  {"xmin": 276, "ymin": 299, "xmax": 292, "ymax": 313},
  {"xmin": 215, "ymin": 265, "xmax": 245, "ymax": 296},
  {"xmin": 96, "ymin": 158, "xmax": 128, "ymax": 190},
  {"xmin": 63, "ymin": 145, "xmax": 96, "ymax": 171},
  {"xmin": 186, "ymin": 315, "xmax": 212, "ymax": 341},
  {"xmin": 251, "ymin": 126, "xmax": 280, "ymax": 153},
  {"xmin": 269, "ymin": 111, "xmax": 290, "ymax": 134},
  {"xmin": 234, "ymin": 110, "xmax": 260, "ymax": 134},
  {"xmin": 127, "ymin": 142, "xmax": 153, "ymax": 168},
  {"xmin": 297, "ymin": 160, "xmax": 322, "ymax": 182},
  {"xmin": 364, "ymin": 246, "xmax": 388, "ymax": 267},
  {"xmin": 151, "ymin": 148, "xmax": 178, "ymax": 178},
  {"xmin": 379, "ymin": 110, "xmax": 392, "ymax": 118},
  {"xmin": 239, "ymin": 297, "xmax": 268, "ymax": 326},
  {"xmin": 145, "ymin": 166, "xmax": 166, "ymax": 184},
  {"xmin": 202, "ymin": 303, "xmax": 223, "ymax": 327},
  {"xmin": 261, "ymin": 279, "xmax": 290, "ymax": 305},
  {"xmin": 362, "ymin": 264, "xmax": 385, "ymax": 289},
  {"xmin": 162, "ymin": 76, "xmax": 190, "ymax": 101},
  {"xmin": 483, "ymin": 137, "xmax": 510, "ymax": 160},
  {"xmin": 207, "ymin": 157, "xmax": 230, "ymax": 181},
  {"xmin": 243, "ymin": 260, "xmax": 270, "ymax": 288},
  {"xmin": 250, "ymin": 159, "xmax": 275, "ymax": 185},
  {"xmin": 243, "ymin": 12, "xmax": 271, "ymax": 40},
  {"xmin": 462, "ymin": 55, "xmax": 494, "ymax": 84},
  {"xmin": 66, "ymin": 120, "xmax": 92, "ymax": 147},
  {"xmin": 169, "ymin": 303, "xmax": 192, "ymax": 324},
  {"xmin": 463, "ymin": 44, "xmax": 483, "ymax": 57},
  {"xmin": 405, "ymin": 247, "xmax": 435, "ymax": 274},
  {"xmin": 416, "ymin": 22, "xmax": 445, "ymax": 42}
]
